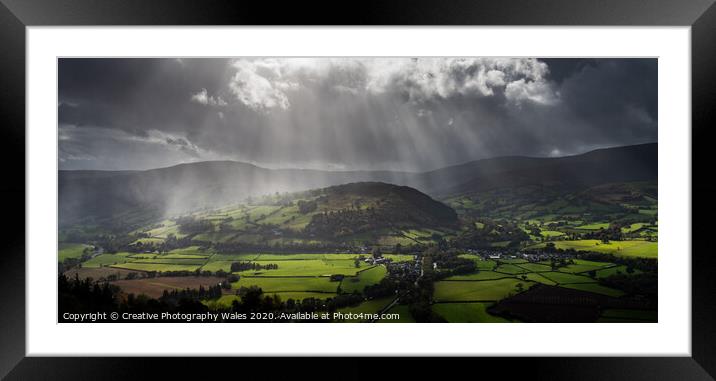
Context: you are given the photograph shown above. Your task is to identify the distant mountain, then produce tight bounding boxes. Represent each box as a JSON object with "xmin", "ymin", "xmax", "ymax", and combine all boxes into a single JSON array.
[
  {"xmin": 59, "ymin": 143, "xmax": 656, "ymax": 227},
  {"xmin": 59, "ymin": 161, "xmax": 411, "ymax": 227},
  {"xmin": 424, "ymin": 143, "xmax": 657, "ymax": 197}
]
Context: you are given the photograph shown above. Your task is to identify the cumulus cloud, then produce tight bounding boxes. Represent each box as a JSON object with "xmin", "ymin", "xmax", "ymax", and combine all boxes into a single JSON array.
[
  {"xmin": 228, "ymin": 59, "xmax": 296, "ymax": 110},
  {"xmin": 190, "ymin": 88, "xmax": 227, "ymax": 106},
  {"xmin": 225, "ymin": 58, "xmax": 556, "ymax": 110},
  {"xmin": 364, "ymin": 57, "xmax": 553, "ymax": 104},
  {"xmin": 504, "ymin": 79, "xmax": 559, "ymax": 105}
]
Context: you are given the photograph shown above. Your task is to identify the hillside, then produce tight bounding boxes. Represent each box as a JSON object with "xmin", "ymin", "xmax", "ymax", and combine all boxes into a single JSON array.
[
  {"xmin": 302, "ymin": 182, "xmax": 458, "ymax": 238},
  {"xmin": 126, "ymin": 182, "xmax": 458, "ymax": 251},
  {"xmin": 59, "ymin": 143, "xmax": 656, "ymax": 228},
  {"xmin": 440, "ymin": 144, "xmax": 657, "ymax": 223},
  {"xmin": 420, "ymin": 143, "xmax": 657, "ymax": 197}
]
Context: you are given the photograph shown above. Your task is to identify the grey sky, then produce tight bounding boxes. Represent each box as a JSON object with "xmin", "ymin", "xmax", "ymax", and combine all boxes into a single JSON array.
[{"xmin": 58, "ymin": 57, "xmax": 657, "ymax": 171}]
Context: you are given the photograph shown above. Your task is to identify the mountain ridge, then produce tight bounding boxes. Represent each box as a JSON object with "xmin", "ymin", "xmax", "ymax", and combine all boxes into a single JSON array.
[{"xmin": 59, "ymin": 143, "xmax": 657, "ymax": 227}]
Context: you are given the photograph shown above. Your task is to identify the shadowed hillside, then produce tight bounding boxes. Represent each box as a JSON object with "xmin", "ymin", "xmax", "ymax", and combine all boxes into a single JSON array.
[{"xmin": 59, "ymin": 143, "xmax": 656, "ymax": 228}]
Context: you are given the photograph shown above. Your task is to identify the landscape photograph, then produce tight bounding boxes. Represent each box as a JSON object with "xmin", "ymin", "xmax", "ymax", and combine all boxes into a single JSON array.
[{"xmin": 57, "ymin": 57, "xmax": 658, "ymax": 323}]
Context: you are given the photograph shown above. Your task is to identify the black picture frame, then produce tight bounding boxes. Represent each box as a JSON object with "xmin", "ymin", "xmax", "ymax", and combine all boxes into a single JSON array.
[{"xmin": 1, "ymin": 0, "xmax": 714, "ymax": 379}]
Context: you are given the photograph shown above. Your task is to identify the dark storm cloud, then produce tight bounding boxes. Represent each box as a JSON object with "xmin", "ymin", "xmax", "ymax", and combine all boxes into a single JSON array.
[{"xmin": 58, "ymin": 58, "xmax": 657, "ymax": 171}]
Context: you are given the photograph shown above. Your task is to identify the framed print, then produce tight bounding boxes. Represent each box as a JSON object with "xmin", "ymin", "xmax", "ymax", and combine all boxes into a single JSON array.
[{"xmin": 2, "ymin": 0, "xmax": 715, "ymax": 378}]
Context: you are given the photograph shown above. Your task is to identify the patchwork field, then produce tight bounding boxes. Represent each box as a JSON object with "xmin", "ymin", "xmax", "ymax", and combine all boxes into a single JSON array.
[
  {"xmin": 129, "ymin": 258, "xmax": 207, "ymax": 265},
  {"xmin": 515, "ymin": 262, "xmax": 552, "ymax": 272},
  {"xmin": 199, "ymin": 261, "xmax": 235, "ymax": 272},
  {"xmin": 111, "ymin": 262, "xmax": 203, "ymax": 272},
  {"xmin": 58, "ymin": 243, "xmax": 91, "ymax": 262},
  {"xmin": 530, "ymin": 240, "xmax": 657, "ymax": 258},
  {"xmin": 82, "ymin": 253, "xmax": 133, "ymax": 268},
  {"xmin": 518, "ymin": 272, "xmax": 556, "ymax": 285},
  {"xmin": 432, "ymin": 254, "xmax": 639, "ymax": 316},
  {"xmin": 575, "ymin": 222, "xmax": 610, "ymax": 230},
  {"xmin": 231, "ymin": 276, "xmax": 339, "ymax": 293},
  {"xmin": 560, "ymin": 283, "xmax": 625, "ymax": 297},
  {"xmin": 266, "ymin": 292, "xmax": 339, "ymax": 301},
  {"xmin": 539, "ymin": 271, "xmax": 597, "ymax": 284},
  {"xmin": 383, "ymin": 254, "xmax": 415, "ymax": 262},
  {"xmin": 446, "ymin": 271, "xmax": 515, "ymax": 281},
  {"xmin": 494, "ymin": 264, "xmax": 529, "ymax": 274},
  {"xmin": 340, "ymin": 266, "xmax": 387, "ymax": 294},
  {"xmin": 434, "ymin": 278, "xmax": 532, "ymax": 302},
  {"xmin": 595, "ymin": 265, "xmax": 643, "ymax": 279},
  {"xmin": 458, "ymin": 255, "xmax": 497, "ymax": 270},
  {"xmin": 234, "ymin": 259, "xmax": 370, "ymax": 277}
]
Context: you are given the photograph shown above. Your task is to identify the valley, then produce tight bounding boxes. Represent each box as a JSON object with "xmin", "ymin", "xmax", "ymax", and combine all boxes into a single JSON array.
[{"xmin": 58, "ymin": 143, "xmax": 658, "ymax": 323}]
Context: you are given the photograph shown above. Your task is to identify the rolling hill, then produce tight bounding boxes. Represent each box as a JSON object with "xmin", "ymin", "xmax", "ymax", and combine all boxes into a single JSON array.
[
  {"xmin": 59, "ymin": 143, "xmax": 656, "ymax": 228},
  {"xmin": 132, "ymin": 182, "xmax": 458, "ymax": 249}
]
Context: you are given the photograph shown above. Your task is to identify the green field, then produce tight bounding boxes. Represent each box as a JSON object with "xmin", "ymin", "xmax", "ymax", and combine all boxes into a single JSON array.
[
  {"xmin": 267, "ymin": 292, "xmax": 338, "ymax": 301},
  {"xmin": 491, "ymin": 241, "xmax": 511, "ymax": 248},
  {"xmin": 161, "ymin": 253, "xmax": 210, "ymax": 259},
  {"xmin": 127, "ymin": 253, "xmax": 158, "ymax": 259},
  {"xmin": 58, "ymin": 243, "xmax": 91, "ymax": 262},
  {"xmin": 560, "ymin": 283, "xmax": 625, "ymax": 297},
  {"xmin": 575, "ymin": 222, "xmax": 610, "ymax": 230},
  {"xmin": 82, "ymin": 253, "xmax": 132, "ymax": 268},
  {"xmin": 254, "ymin": 253, "xmax": 333, "ymax": 260},
  {"xmin": 499, "ymin": 258, "xmax": 528, "ymax": 264},
  {"xmin": 340, "ymin": 265, "xmax": 387, "ymax": 294},
  {"xmin": 515, "ymin": 262, "xmax": 552, "ymax": 272},
  {"xmin": 595, "ymin": 265, "xmax": 643, "ymax": 279},
  {"xmin": 458, "ymin": 255, "xmax": 497, "ymax": 270},
  {"xmin": 445, "ymin": 271, "xmax": 515, "ymax": 281},
  {"xmin": 209, "ymin": 253, "xmax": 261, "ymax": 261},
  {"xmin": 383, "ymin": 254, "xmax": 415, "ymax": 262},
  {"xmin": 521, "ymin": 272, "xmax": 558, "ymax": 285},
  {"xmin": 433, "ymin": 302, "xmax": 511, "ymax": 323},
  {"xmin": 494, "ymin": 264, "xmax": 529, "ymax": 274},
  {"xmin": 530, "ymin": 240, "xmax": 657, "ymax": 258},
  {"xmin": 541, "ymin": 230, "xmax": 565, "ymax": 237},
  {"xmin": 199, "ymin": 260, "xmax": 235, "ymax": 272},
  {"xmin": 110, "ymin": 262, "xmax": 202, "ymax": 272},
  {"xmin": 143, "ymin": 219, "xmax": 186, "ymax": 239},
  {"xmin": 539, "ymin": 271, "xmax": 597, "ymax": 284},
  {"xmin": 168, "ymin": 246, "xmax": 212, "ymax": 256},
  {"xmin": 132, "ymin": 237, "xmax": 165, "ymax": 245},
  {"xmin": 572, "ymin": 259, "xmax": 615, "ymax": 268},
  {"xmin": 559, "ymin": 263, "xmax": 609, "ymax": 274},
  {"xmin": 130, "ymin": 258, "xmax": 208, "ymax": 265},
  {"xmin": 434, "ymin": 278, "xmax": 532, "ymax": 302},
  {"xmin": 234, "ymin": 259, "xmax": 369, "ymax": 277},
  {"xmin": 621, "ymin": 223, "xmax": 650, "ymax": 233},
  {"xmin": 231, "ymin": 276, "xmax": 339, "ymax": 293},
  {"xmin": 336, "ymin": 297, "xmax": 394, "ymax": 321}
]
